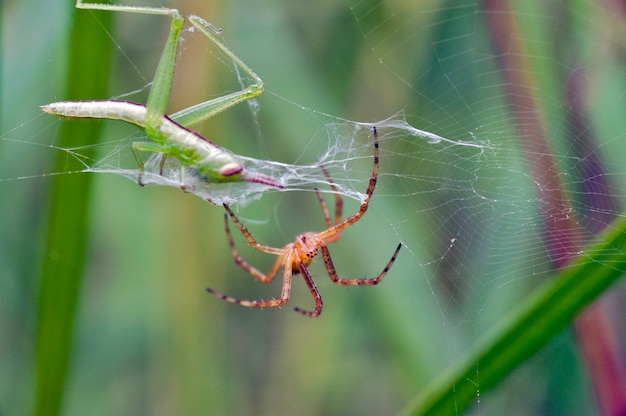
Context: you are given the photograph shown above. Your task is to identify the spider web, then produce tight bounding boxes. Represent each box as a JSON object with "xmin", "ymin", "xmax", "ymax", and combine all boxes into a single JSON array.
[{"xmin": 2, "ymin": 1, "xmax": 626, "ymax": 415}]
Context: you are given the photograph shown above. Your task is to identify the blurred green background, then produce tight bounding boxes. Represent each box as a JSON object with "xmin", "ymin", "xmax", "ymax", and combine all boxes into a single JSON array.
[{"xmin": 2, "ymin": 0, "xmax": 626, "ymax": 415}]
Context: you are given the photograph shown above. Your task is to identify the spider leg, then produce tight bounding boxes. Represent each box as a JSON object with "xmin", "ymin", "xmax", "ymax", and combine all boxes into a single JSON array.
[
  {"xmin": 315, "ymin": 165, "xmax": 344, "ymax": 243},
  {"xmin": 206, "ymin": 260, "xmax": 294, "ymax": 309},
  {"xmin": 293, "ymin": 261, "xmax": 323, "ymax": 317},
  {"xmin": 315, "ymin": 188, "xmax": 332, "ymax": 229},
  {"xmin": 224, "ymin": 213, "xmax": 284, "ymax": 283},
  {"xmin": 320, "ymin": 164, "xmax": 343, "ymax": 225},
  {"xmin": 209, "ymin": 205, "xmax": 295, "ymax": 310},
  {"xmin": 223, "ymin": 203, "xmax": 284, "ymax": 256},
  {"xmin": 318, "ymin": 126, "xmax": 379, "ymax": 241},
  {"xmin": 322, "ymin": 242, "xmax": 402, "ymax": 286}
]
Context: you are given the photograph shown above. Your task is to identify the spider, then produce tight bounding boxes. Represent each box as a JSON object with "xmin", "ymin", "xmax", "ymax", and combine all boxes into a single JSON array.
[{"xmin": 206, "ymin": 127, "xmax": 403, "ymax": 317}]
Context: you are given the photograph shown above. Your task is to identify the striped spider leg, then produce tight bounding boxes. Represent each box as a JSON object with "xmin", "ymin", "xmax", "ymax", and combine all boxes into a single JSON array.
[{"xmin": 207, "ymin": 127, "xmax": 403, "ymax": 317}]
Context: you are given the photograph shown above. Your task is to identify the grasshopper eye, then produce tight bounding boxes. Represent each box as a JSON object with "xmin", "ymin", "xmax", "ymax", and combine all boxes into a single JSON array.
[{"xmin": 220, "ymin": 163, "xmax": 244, "ymax": 177}]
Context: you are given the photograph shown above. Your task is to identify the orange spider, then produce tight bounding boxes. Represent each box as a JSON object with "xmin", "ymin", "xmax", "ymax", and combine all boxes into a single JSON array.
[{"xmin": 207, "ymin": 127, "xmax": 402, "ymax": 317}]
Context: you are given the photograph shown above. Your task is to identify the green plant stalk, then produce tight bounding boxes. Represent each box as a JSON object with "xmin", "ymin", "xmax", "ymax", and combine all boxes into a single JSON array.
[
  {"xmin": 33, "ymin": 8, "xmax": 112, "ymax": 416},
  {"xmin": 398, "ymin": 214, "xmax": 626, "ymax": 416}
]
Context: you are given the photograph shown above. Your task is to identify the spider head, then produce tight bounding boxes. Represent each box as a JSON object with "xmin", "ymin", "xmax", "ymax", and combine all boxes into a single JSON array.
[{"xmin": 293, "ymin": 233, "xmax": 323, "ymax": 268}]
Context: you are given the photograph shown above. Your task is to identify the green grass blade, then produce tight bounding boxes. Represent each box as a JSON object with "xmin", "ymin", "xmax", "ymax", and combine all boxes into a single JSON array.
[
  {"xmin": 398, "ymin": 215, "xmax": 626, "ymax": 416},
  {"xmin": 33, "ymin": 8, "xmax": 112, "ymax": 416}
]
